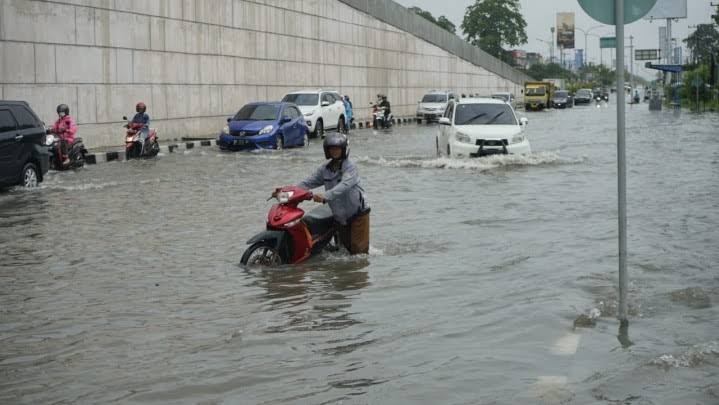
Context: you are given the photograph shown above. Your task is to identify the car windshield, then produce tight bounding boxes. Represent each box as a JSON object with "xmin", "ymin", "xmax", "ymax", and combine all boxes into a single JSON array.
[
  {"xmin": 491, "ymin": 94, "xmax": 509, "ymax": 101},
  {"xmin": 421, "ymin": 94, "xmax": 447, "ymax": 103},
  {"xmin": 555, "ymin": 91, "xmax": 568, "ymax": 98},
  {"xmin": 577, "ymin": 89, "xmax": 591, "ymax": 96},
  {"xmin": 526, "ymin": 87, "xmax": 545, "ymax": 96},
  {"xmin": 281, "ymin": 94, "xmax": 319, "ymax": 106},
  {"xmin": 454, "ymin": 104, "xmax": 517, "ymax": 126},
  {"xmin": 233, "ymin": 104, "xmax": 279, "ymax": 121}
]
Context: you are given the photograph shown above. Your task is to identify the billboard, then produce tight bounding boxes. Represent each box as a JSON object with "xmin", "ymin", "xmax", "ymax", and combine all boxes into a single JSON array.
[
  {"xmin": 635, "ymin": 49, "xmax": 661, "ymax": 61},
  {"xmin": 643, "ymin": 0, "xmax": 687, "ymax": 20},
  {"xmin": 556, "ymin": 12, "xmax": 575, "ymax": 49}
]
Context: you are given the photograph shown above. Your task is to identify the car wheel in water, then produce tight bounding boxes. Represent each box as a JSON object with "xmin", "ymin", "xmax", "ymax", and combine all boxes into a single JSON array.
[
  {"xmin": 315, "ymin": 120, "xmax": 324, "ymax": 139},
  {"xmin": 417, "ymin": 118, "xmax": 422, "ymax": 124},
  {"xmin": 241, "ymin": 242, "xmax": 284, "ymax": 266},
  {"xmin": 21, "ymin": 163, "xmax": 39, "ymax": 188}
]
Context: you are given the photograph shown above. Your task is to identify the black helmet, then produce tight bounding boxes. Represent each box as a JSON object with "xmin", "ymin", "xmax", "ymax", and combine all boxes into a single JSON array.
[
  {"xmin": 56, "ymin": 104, "xmax": 69, "ymax": 116},
  {"xmin": 323, "ymin": 133, "xmax": 349, "ymax": 160}
]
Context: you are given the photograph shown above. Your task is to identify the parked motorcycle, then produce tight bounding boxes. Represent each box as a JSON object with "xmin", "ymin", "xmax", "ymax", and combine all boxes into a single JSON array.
[
  {"xmin": 371, "ymin": 104, "xmax": 393, "ymax": 129},
  {"xmin": 241, "ymin": 186, "xmax": 338, "ymax": 266},
  {"xmin": 123, "ymin": 116, "xmax": 159, "ymax": 159},
  {"xmin": 45, "ymin": 128, "xmax": 87, "ymax": 170}
]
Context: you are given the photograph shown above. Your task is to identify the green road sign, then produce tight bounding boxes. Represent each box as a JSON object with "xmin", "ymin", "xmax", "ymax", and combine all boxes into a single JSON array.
[
  {"xmin": 600, "ymin": 37, "xmax": 617, "ymax": 49},
  {"xmin": 578, "ymin": 0, "xmax": 657, "ymax": 25}
]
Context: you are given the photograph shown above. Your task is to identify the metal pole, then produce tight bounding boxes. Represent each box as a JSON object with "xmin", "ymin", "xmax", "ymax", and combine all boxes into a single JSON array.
[
  {"xmin": 616, "ymin": 0, "xmax": 628, "ymax": 323},
  {"xmin": 630, "ymin": 36, "xmax": 635, "ymax": 102}
]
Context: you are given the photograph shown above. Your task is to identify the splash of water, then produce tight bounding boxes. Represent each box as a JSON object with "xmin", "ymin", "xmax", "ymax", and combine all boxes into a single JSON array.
[{"xmin": 355, "ymin": 151, "xmax": 583, "ymax": 171}]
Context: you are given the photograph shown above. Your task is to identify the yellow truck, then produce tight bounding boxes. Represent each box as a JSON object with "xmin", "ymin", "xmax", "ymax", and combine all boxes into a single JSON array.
[{"xmin": 524, "ymin": 81, "xmax": 555, "ymax": 111}]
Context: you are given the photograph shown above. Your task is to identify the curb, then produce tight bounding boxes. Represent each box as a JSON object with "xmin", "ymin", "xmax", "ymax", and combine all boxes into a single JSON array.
[{"xmin": 84, "ymin": 140, "xmax": 218, "ymax": 165}]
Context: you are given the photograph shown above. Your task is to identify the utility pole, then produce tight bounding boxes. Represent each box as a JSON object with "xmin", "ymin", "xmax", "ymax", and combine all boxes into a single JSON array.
[
  {"xmin": 551, "ymin": 27, "xmax": 556, "ymax": 63},
  {"xmin": 630, "ymin": 35, "xmax": 635, "ymax": 101},
  {"xmin": 615, "ymin": 0, "xmax": 628, "ymax": 324}
]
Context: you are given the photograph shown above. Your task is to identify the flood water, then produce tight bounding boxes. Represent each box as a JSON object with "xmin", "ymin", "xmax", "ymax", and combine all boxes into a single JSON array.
[{"xmin": 1, "ymin": 100, "xmax": 718, "ymax": 404}]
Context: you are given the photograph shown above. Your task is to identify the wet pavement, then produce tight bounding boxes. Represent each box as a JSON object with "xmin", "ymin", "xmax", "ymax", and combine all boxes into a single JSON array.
[{"xmin": 1, "ymin": 99, "xmax": 718, "ymax": 404}]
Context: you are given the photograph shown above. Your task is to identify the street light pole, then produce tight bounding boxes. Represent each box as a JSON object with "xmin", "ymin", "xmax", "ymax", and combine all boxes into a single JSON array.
[
  {"xmin": 615, "ymin": 0, "xmax": 628, "ymax": 324},
  {"xmin": 576, "ymin": 25, "xmax": 605, "ymax": 66}
]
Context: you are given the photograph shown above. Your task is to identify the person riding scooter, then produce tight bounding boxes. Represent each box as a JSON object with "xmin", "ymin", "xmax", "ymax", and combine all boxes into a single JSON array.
[
  {"xmin": 131, "ymin": 102, "xmax": 150, "ymax": 144},
  {"xmin": 379, "ymin": 95, "xmax": 391, "ymax": 123},
  {"xmin": 279, "ymin": 133, "xmax": 370, "ymax": 255},
  {"xmin": 50, "ymin": 104, "xmax": 78, "ymax": 167}
]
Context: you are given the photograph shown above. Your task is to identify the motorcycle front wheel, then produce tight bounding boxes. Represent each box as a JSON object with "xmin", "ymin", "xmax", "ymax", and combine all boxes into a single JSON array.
[{"xmin": 241, "ymin": 242, "xmax": 285, "ymax": 266}]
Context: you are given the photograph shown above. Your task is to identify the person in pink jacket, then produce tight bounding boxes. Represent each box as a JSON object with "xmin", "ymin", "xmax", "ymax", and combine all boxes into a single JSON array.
[{"xmin": 51, "ymin": 104, "xmax": 78, "ymax": 166}]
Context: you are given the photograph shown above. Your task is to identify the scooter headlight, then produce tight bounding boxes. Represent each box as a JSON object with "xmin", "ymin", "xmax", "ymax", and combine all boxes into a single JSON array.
[
  {"xmin": 259, "ymin": 125, "xmax": 274, "ymax": 135},
  {"xmin": 455, "ymin": 132, "xmax": 472, "ymax": 144},
  {"xmin": 277, "ymin": 191, "xmax": 294, "ymax": 204},
  {"xmin": 284, "ymin": 219, "xmax": 301, "ymax": 228},
  {"xmin": 222, "ymin": 125, "xmax": 229, "ymax": 135}
]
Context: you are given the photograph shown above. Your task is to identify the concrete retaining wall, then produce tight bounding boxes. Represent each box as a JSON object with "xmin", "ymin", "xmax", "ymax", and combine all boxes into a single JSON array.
[{"xmin": 1, "ymin": 0, "xmax": 532, "ymax": 148}]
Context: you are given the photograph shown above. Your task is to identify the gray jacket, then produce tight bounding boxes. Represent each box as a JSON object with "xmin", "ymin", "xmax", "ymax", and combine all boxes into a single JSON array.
[{"xmin": 298, "ymin": 158, "xmax": 369, "ymax": 225}]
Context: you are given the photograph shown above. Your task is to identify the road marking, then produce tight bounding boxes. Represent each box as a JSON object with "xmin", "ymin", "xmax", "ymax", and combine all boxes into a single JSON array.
[{"xmin": 551, "ymin": 332, "xmax": 581, "ymax": 355}]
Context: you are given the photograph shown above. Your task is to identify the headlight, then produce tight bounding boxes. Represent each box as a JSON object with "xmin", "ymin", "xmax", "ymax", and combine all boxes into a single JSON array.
[
  {"xmin": 455, "ymin": 132, "xmax": 472, "ymax": 144},
  {"xmin": 511, "ymin": 135, "xmax": 525, "ymax": 144},
  {"xmin": 278, "ymin": 191, "xmax": 294, "ymax": 203},
  {"xmin": 259, "ymin": 125, "xmax": 274, "ymax": 135},
  {"xmin": 221, "ymin": 125, "xmax": 229, "ymax": 135},
  {"xmin": 304, "ymin": 110, "xmax": 315, "ymax": 116},
  {"xmin": 45, "ymin": 135, "xmax": 55, "ymax": 146}
]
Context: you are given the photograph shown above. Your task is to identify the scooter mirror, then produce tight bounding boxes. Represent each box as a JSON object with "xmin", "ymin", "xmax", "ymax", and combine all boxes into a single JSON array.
[{"xmin": 122, "ymin": 116, "xmax": 127, "ymax": 120}]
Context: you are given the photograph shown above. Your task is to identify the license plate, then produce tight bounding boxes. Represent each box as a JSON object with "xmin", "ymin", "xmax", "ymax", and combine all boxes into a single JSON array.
[{"xmin": 234, "ymin": 139, "xmax": 246, "ymax": 145}]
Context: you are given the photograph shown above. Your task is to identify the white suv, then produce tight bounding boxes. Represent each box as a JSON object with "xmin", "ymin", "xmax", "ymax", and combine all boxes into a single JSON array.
[
  {"xmin": 282, "ymin": 90, "xmax": 346, "ymax": 138},
  {"xmin": 437, "ymin": 97, "xmax": 530, "ymax": 158},
  {"xmin": 416, "ymin": 90, "xmax": 455, "ymax": 123}
]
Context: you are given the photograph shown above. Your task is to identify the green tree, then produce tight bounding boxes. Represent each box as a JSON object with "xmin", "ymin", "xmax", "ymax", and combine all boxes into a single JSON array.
[
  {"xmin": 684, "ymin": 24, "xmax": 719, "ymax": 64},
  {"xmin": 461, "ymin": 0, "xmax": 528, "ymax": 62},
  {"xmin": 683, "ymin": 64, "xmax": 711, "ymax": 106},
  {"xmin": 409, "ymin": 7, "xmax": 456, "ymax": 34}
]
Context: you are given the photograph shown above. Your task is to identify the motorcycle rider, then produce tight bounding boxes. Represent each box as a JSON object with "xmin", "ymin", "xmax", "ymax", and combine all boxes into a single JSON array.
[
  {"xmin": 342, "ymin": 95, "xmax": 353, "ymax": 133},
  {"xmin": 131, "ymin": 102, "xmax": 150, "ymax": 144},
  {"xmin": 379, "ymin": 95, "xmax": 391, "ymax": 126},
  {"xmin": 50, "ymin": 104, "xmax": 78, "ymax": 167},
  {"xmin": 283, "ymin": 134, "xmax": 370, "ymax": 255}
]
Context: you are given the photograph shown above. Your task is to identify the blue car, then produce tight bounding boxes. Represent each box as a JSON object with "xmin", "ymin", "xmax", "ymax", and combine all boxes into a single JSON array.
[{"xmin": 218, "ymin": 102, "xmax": 309, "ymax": 151}]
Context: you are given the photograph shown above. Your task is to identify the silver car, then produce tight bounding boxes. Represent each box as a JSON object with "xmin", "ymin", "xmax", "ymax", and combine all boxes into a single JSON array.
[{"xmin": 416, "ymin": 91, "xmax": 455, "ymax": 123}]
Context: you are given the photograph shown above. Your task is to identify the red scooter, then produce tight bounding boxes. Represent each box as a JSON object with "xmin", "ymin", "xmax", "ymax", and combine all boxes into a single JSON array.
[
  {"xmin": 122, "ymin": 116, "xmax": 159, "ymax": 159},
  {"xmin": 241, "ymin": 186, "xmax": 338, "ymax": 266}
]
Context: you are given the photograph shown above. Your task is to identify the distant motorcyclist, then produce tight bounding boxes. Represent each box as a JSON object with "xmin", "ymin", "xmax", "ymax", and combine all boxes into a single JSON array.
[
  {"xmin": 130, "ymin": 102, "xmax": 150, "ymax": 143},
  {"xmin": 291, "ymin": 134, "xmax": 370, "ymax": 255},
  {"xmin": 342, "ymin": 95, "xmax": 353, "ymax": 133},
  {"xmin": 379, "ymin": 95, "xmax": 391, "ymax": 120},
  {"xmin": 50, "ymin": 104, "xmax": 78, "ymax": 166}
]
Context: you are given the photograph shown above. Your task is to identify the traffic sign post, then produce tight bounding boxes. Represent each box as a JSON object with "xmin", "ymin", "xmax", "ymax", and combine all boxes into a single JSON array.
[
  {"xmin": 578, "ymin": 0, "xmax": 657, "ymax": 326},
  {"xmin": 635, "ymin": 49, "xmax": 661, "ymax": 60}
]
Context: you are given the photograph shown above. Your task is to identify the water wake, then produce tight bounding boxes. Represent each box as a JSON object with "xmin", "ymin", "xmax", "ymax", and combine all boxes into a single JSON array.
[{"xmin": 355, "ymin": 151, "xmax": 583, "ymax": 171}]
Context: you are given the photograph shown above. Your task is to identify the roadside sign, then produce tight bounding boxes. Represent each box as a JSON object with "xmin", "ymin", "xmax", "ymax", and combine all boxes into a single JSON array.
[
  {"xmin": 600, "ymin": 37, "xmax": 617, "ymax": 48},
  {"xmin": 578, "ymin": 0, "xmax": 657, "ymax": 25},
  {"xmin": 635, "ymin": 49, "xmax": 660, "ymax": 60}
]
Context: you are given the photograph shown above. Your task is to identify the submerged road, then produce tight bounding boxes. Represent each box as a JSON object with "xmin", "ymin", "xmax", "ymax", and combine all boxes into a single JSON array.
[{"xmin": 1, "ymin": 101, "xmax": 718, "ymax": 404}]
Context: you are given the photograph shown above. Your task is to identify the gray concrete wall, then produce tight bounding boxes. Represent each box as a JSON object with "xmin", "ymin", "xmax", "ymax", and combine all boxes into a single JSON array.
[{"xmin": 1, "ymin": 0, "xmax": 531, "ymax": 148}]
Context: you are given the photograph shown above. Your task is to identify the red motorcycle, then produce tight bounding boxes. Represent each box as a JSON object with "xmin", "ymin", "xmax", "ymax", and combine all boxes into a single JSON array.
[
  {"xmin": 241, "ymin": 186, "xmax": 338, "ymax": 266},
  {"xmin": 122, "ymin": 116, "xmax": 159, "ymax": 159}
]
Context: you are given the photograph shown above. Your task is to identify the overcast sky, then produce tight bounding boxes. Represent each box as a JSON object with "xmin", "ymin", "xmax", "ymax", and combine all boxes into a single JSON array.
[{"xmin": 392, "ymin": 0, "xmax": 717, "ymax": 79}]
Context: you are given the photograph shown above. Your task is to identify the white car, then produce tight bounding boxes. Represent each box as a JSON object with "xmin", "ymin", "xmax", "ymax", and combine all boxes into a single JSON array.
[
  {"xmin": 282, "ymin": 90, "xmax": 346, "ymax": 138},
  {"xmin": 436, "ymin": 98, "xmax": 530, "ymax": 158},
  {"xmin": 416, "ymin": 90, "xmax": 455, "ymax": 123}
]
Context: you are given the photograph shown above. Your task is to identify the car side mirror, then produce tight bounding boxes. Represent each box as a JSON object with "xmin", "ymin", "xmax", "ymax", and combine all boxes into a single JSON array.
[
  {"xmin": 281, "ymin": 116, "xmax": 292, "ymax": 123},
  {"xmin": 122, "ymin": 116, "xmax": 127, "ymax": 120},
  {"xmin": 227, "ymin": 117, "xmax": 231, "ymax": 123},
  {"xmin": 439, "ymin": 117, "xmax": 451, "ymax": 126},
  {"xmin": 520, "ymin": 117, "xmax": 528, "ymax": 126},
  {"xmin": 321, "ymin": 101, "xmax": 330, "ymax": 107}
]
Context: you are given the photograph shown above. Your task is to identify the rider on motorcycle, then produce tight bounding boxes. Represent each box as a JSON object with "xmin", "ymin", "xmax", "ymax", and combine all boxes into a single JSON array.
[
  {"xmin": 50, "ymin": 104, "xmax": 78, "ymax": 166},
  {"xmin": 342, "ymin": 95, "xmax": 353, "ymax": 132},
  {"xmin": 131, "ymin": 102, "xmax": 150, "ymax": 143},
  {"xmin": 293, "ymin": 134, "xmax": 370, "ymax": 255},
  {"xmin": 379, "ymin": 95, "xmax": 391, "ymax": 122}
]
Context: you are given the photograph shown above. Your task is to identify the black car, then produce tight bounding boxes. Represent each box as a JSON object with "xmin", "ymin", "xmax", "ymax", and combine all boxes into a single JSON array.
[
  {"xmin": 0, "ymin": 101, "xmax": 50, "ymax": 188},
  {"xmin": 574, "ymin": 89, "xmax": 593, "ymax": 105},
  {"xmin": 552, "ymin": 90, "xmax": 573, "ymax": 109}
]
